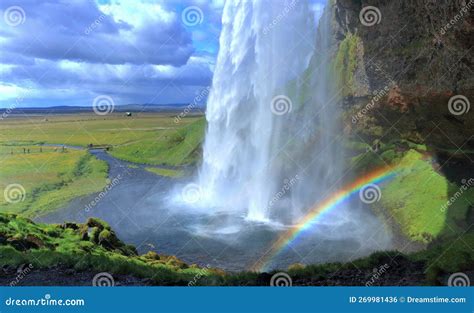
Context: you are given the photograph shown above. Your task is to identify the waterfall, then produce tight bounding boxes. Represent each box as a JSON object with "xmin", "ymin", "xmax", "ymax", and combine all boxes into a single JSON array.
[{"xmin": 198, "ymin": 0, "xmax": 342, "ymax": 224}]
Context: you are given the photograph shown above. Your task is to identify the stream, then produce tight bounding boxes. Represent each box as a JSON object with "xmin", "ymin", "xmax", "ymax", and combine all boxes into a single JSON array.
[{"xmin": 38, "ymin": 150, "xmax": 395, "ymax": 272}]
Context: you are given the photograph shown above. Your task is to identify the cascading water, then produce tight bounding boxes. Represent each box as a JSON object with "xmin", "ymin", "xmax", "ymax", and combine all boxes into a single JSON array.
[
  {"xmin": 198, "ymin": 0, "xmax": 343, "ymax": 224},
  {"xmin": 50, "ymin": 0, "xmax": 393, "ymax": 272}
]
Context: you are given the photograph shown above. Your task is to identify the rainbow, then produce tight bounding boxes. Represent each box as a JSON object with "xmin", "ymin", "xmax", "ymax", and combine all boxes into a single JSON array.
[{"xmin": 251, "ymin": 165, "xmax": 400, "ymax": 272}]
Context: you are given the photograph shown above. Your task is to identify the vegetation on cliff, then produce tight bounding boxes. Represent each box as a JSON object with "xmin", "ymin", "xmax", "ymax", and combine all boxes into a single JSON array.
[
  {"xmin": 349, "ymin": 141, "xmax": 473, "ymax": 245},
  {"xmin": 332, "ymin": 33, "xmax": 361, "ymax": 97},
  {"xmin": 0, "ymin": 213, "xmax": 221, "ymax": 285}
]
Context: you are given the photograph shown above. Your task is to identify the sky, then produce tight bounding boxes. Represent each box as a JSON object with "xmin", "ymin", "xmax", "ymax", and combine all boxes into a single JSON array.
[{"xmin": 0, "ymin": 0, "xmax": 326, "ymax": 108}]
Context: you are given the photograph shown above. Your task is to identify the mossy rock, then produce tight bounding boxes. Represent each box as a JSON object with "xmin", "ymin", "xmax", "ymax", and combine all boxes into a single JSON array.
[
  {"xmin": 60, "ymin": 222, "xmax": 79, "ymax": 230},
  {"xmin": 78, "ymin": 224, "xmax": 89, "ymax": 241},
  {"xmin": 90, "ymin": 227, "xmax": 102, "ymax": 244},
  {"xmin": 142, "ymin": 251, "xmax": 161, "ymax": 260},
  {"xmin": 6, "ymin": 234, "xmax": 45, "ymax": 251},
  {"xmin": 160, "ymin": 255, "xmax": 189, "ymax": 269},
  {"xmin": 120, "ymin": 244, "xmax": 138, "ymax": 257},
  {"xmin": 86, "ymin": 217, "xmax": 111, "ymax": 230},
  {"xmin": 97, "ymin": 229, "xmax": 122, "ymax": 250}
]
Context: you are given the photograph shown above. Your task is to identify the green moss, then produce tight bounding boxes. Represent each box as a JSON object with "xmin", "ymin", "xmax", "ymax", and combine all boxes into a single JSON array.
[
  {"xmin": 0, "ymin": 213, "xmax": 219, "ymax": 285},
  {"xmin": 375, "ymin": 150, "xmax": 473, "ymax": 243},
  {"xmin": 411, "ymin": 234, "xmax": 474, "ymax": 285},
  {"xmin": 332, "ymin": 34, "xmax": 361, "ymax": 97},
  {"xmin": 98, "ymin": 229, "xmax": 112, "ymax": 242},
  {"xmin": 347, "ymin": 139, "xmax": 472, "ymax": 245}
]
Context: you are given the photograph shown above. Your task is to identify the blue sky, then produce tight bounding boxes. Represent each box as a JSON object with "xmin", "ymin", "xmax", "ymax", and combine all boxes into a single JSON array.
[{"xmin": 0, "ymin": 0, "xmax": 326, "ymax": 108}]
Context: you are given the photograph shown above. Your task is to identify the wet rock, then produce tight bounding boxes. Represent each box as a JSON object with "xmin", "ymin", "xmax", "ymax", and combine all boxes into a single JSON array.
[
  {"xmin": 60, "ymin": 222, "xmax": 79, "ymax": 230},
  {"xmin": 86, "ymin": 217, "xmax": 111, "ymax": 230},
  {"xmin": 142, "ymin": 251, "xmax": 161, "ymax": 260}
]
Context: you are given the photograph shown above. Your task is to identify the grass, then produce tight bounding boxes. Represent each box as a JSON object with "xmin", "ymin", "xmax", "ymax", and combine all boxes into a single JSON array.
[
  {"xmin": 349, "ymin": 141, "xmax": 473, "ymax": 244},
  {"xmin": 110, "ymin": 117, "xmax": 206, "ymax": 166},
  {"xmin": 145, "ymin": 167, "xmax": 184, "ymax": 178},
  {"xmin": 0, "ymin": 213, "xmax": 220, "ymax": 285},
  {"xmin": 0, "ymin": 146, "xmax": 108, "ymax": 217},
  {"xmin": 0, "ymin": 113, "xmax": 200, "ymax": 146},
  {"xmin": 0, "ymin": 113, "xmax": 204, "ymax": 166},
  {"xmin": 0, "ymin": 113, "xmax": 206, "ymax": 216},
  {"xmin": 412, "ymin": 233, "xmax": 474, "ymax": 284}
]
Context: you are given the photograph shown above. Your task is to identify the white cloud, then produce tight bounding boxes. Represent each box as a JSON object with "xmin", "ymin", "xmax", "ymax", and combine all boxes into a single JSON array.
[{"xmin": 98, "ymin": 1, "xmax": 176, "ymax": 28}]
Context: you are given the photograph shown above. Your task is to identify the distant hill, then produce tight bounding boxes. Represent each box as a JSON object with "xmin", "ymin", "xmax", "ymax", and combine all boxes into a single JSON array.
[{"xmin": 0, "ymin": 104, "xmax": 205, "ymax": 115}]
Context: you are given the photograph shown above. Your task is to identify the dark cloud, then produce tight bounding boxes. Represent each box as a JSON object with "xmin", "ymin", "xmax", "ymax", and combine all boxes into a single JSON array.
[
  {"xmin": 0, "ymin": 0, "xmax": 219, "ymax": 107},
  {"xmin": 0, "ymin": 0, "xmax": 194, "ymax": 66}
]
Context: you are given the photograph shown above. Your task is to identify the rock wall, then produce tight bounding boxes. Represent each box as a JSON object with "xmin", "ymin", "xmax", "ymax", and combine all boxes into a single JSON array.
[{"xmin": 328, "ymin": 0, "xmax": 474, "ymax": 152}]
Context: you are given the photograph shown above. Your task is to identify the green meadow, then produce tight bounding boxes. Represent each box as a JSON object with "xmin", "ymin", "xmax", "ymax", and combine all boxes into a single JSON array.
[
  {"xmin": 0, "ymin": 113, "xmax": 202, "ymax": 149},
  {"xmin": 0, "ymin": 113, "xmax": 205, "ymax": 217},
  {"xmin": 0, "ymin": 145, "xmax": 108, "ymax": 217}
]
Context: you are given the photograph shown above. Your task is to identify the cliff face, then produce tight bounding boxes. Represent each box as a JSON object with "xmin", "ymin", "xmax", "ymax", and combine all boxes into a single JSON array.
[{"xmin": 329, "ymin": 0, "xmax": 474, "ymax": 154}]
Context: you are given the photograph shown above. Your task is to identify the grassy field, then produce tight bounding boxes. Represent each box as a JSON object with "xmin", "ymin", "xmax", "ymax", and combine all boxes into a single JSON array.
[
  {"xmin": 111, "ymin": 117, "xmax": 206, "ymax": 166},
  {"xmin": 145, "ymin": 167, "xmax": 185, "ymax": 178},
  {"xmin": 0, "ymin": 113, "xmax": 205, "ymax": 166},
  {"xmin": 0, "ymin": 113, "xmax": 202, "ymax": 147},
  {"xmin": 0, "ymin": 113, "xmax": 206, "ymax": 217},
  {"xmin": 0, "ymin": 145, "xmax": 108, "ymax": 218}
]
